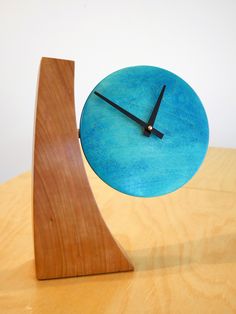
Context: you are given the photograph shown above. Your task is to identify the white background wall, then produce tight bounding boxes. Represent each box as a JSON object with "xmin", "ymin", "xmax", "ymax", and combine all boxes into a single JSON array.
[{"xmin": 0, "ymin": 0, "xmax": 235, "ymax": 183}]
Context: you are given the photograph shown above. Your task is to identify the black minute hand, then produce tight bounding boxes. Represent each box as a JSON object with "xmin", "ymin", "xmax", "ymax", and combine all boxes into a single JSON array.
[{"xmin": 94, "ymin": 91, "xmax": 164, "ymax": 139}]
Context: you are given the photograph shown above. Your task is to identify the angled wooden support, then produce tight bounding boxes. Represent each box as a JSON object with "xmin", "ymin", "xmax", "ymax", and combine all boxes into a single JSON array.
[{"xmin": 33, "ymin": 57, "xmax": 133, "ymax": 279}]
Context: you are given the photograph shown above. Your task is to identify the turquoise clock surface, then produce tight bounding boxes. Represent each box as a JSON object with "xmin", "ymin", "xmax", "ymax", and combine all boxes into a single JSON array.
[{"xmin": 80, "ymin": 66, "xmax": 209, "ymax": 197}]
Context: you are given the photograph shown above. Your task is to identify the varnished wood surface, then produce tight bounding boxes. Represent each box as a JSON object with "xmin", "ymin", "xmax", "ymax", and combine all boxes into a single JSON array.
[
  {"xmin": 0, "ymin": 147, "xmax": 236, "ymax": 313},
  {"xmin": 33, "ymin": 57, "xmax": 132, "ymax": 279}
]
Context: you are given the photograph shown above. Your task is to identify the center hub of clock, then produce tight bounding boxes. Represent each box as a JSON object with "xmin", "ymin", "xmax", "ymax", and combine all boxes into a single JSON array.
[{"xmin": 147, "ymin": 125, "xmax": 153, "ymax": 131}]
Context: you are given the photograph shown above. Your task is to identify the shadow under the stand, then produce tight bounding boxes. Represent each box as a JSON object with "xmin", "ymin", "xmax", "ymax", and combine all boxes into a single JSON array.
[
  {"xmin": 2, "ymin": 233, "xmax": 236, "ymax": 292},
  {"xmin": 128, "ymin": 233, "xmax": 236, "ymax": 272}
]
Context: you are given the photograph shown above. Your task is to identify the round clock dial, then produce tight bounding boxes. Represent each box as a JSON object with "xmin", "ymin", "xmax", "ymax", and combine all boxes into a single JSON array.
[{"xmin": 80, "ymin": 66, "xmax": 209, "ymax": 197}]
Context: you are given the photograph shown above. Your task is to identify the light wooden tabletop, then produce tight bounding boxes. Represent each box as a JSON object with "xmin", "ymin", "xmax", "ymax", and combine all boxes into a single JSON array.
[{"xmin": 1, "ymin": 147, "xmax": 236, "ymax": 314}]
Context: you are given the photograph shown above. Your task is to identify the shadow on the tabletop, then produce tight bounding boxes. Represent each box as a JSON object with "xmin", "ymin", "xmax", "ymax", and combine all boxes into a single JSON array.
[
  {"xmin": 128, "ymin": 233, "xmax": 236, "ymax": 272},
  {"xmin": 1, "ymin": 233, "xmax": 236, "ymax": 292}
]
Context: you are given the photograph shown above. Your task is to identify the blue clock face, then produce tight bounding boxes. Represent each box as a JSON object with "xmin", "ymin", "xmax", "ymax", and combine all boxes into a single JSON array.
[{"xmin": 80, "ymin": 66, "xmax": 209, "ymax": 197}]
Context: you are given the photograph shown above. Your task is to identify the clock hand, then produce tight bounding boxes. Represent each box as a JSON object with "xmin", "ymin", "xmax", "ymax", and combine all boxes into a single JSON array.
[
  {"xmin": 144, "ymin": 85, "xmax": 166, "ymax": 137},
  {"xmin": 148, "ymin": 126, "xmax": 164, "ymax": 139},
  {"xmin": 94, "ymin": 91, "xmax": 146, "ymax": 128},
  {"xmin": 94, "ymin": 91, "xmax": 164, "ymax": 139}
]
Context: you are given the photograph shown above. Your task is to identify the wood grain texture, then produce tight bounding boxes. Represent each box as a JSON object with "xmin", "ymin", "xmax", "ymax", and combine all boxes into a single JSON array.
[
  {"xmin": 33, "ymin": 57, "xmax": 133, "ymax": 279},
  {"xmin": 0, "ymin": 147, "xmax": 236, "ymax": 313},
  {"xmin": 187, "ymin": 147, "xmax": 236, "ymax": 193}
]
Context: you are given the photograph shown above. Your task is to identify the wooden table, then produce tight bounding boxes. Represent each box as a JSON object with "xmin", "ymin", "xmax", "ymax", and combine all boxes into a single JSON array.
[{"xmin": 1, "ymin": 147, "xmax": 236, "ymax": 314}]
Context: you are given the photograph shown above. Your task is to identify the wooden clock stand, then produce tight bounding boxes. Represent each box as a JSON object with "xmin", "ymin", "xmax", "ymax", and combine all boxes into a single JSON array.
[{"xmin": 33, "ymin": 57, "xmax": 133, "ymax": 279}]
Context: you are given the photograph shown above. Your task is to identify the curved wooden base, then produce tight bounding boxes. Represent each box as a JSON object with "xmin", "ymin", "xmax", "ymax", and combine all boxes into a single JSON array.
[{"xmin": 33, "ymin": 57, "xmax": 133, "ymax": 279}]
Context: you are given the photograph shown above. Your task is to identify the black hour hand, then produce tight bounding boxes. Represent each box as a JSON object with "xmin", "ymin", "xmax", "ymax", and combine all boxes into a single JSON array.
[{"xmin": 144, "ymin": 85, "xmax": 166, "ymax": 137}]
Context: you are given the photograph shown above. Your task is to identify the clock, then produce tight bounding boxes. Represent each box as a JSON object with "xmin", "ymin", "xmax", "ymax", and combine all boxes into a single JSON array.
[{"xmin": 79, "ymin": 66, "xmax": 209, "ymax": 197}]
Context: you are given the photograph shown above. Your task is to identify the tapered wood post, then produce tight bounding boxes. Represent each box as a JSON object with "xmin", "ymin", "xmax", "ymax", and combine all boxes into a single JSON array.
[{"xmin": 33, "ymin": 57, "xmax": 133, "ymax": 279}]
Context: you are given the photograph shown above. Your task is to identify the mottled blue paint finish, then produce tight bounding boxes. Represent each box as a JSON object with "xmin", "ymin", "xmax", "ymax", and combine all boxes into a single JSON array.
[{"xmin": 80, "ymin": 66, "xmax": 209, "ymax": 197}]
